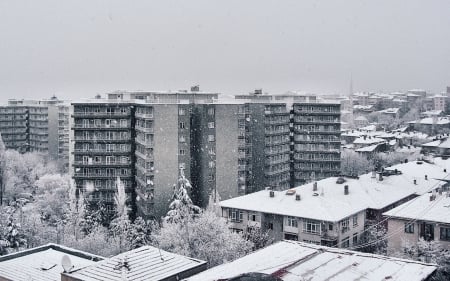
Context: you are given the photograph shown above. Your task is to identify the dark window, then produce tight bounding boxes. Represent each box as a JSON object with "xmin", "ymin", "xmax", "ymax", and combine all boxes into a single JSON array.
[
  {"xmin": 405, "ymin": 223, "xmax": 414, "ymax": 234},
  {"xmin": 440, "ymin": 227, "xmax": 450, "ymax": 241}
]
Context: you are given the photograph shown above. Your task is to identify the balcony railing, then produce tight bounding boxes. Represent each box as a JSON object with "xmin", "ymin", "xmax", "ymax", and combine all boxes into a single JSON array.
[
  {"xmin": 74, "ymin": 136, "xmax": 131, "ymax": 142},
  {"xmin": 135, "ymin": 112, "xmax": 154, "ymax": 119},
  {"xmin": 73, "ymin": 112, "xmax": 130, "ymax": 117},
  {"xmin": 135, "ymin": 150, "xmax": 154, "ymax": 160},
  {"xmin": 73, "ymin": 148, "xmax": 131, "ymax": 154},
  {"xmin": 73, "ymin": 124, "xmax": 129, "ymax": 129},
  {"xmin": 73, "ymin": 161, "xmax": 131, "ymax": 166},
  {"xmin": 135, "ymin": 126, "xmax": 154, "ymax": 133}
]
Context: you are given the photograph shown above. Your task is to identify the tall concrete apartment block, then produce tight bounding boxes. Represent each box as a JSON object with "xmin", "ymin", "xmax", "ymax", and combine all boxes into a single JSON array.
[
  {"xmin": 72, "ymin": 89, "xmax": 341, "ymax": 220},
  {"xmin": 0, "ymin": 97, "xmax": 71, "ymax": 164}
]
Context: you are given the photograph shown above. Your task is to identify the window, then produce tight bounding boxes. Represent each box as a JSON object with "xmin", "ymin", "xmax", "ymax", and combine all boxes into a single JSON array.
[
  {"xmin": 267, "ymin": 222, "xmax": 274, "ymax": 230},
  {"xmin": 179, "ymin": 149, "xmax": 186, "ymax": 156},
  {"xmin": 341, "ymin": 218, "xmax": 350, "ymax": 233},
  {"xmin": 405, "ymin": 223, "xmax": 415, "ymax": 234},
  {"xmin": 179, "ymin": 108, "xmax": 186, "ymax": 115},
  {"xmin": 342, "ymin": 237, "xmax": 350, "ymax": 248},
  {"xmin": 179, "ymin": 163, "xmax": 186, "ymax": 170},
  {"xmin": 440, "ymin": 227, "xmax": 450, "ymax": 241},
  {"xmin": 208, "ymin": 161, "xmax": 215, "ymax": 168},
  {"xmin": 228, "ymin": 209, "xmax": 243, "ymax": 223},
  {"xmin": 208, "ymin": 122, "xmax": 215, "ymax": 129},
  {"xmin": 353, "ymin": 233, "xmax": 358, "ymax": 245},
  {"xmin": 303, "ymin": 219, "xmax": 320, "ymax": 234},
  {"xmin": 353, "ymin": 215, "xmax": 358, "ymax": 227},
  {"xmin": 208, "ymin": 135, "xmax": 215, "ymax": 142},
  {"xmin": 249, "ymin": 213, "xmax": 257, "ymax": 221},
  {"xmin": 208, "ymin": 107, "xmax": 215, "ymax": 115},
  {"xmin": 179, "ymin": 135, "xmax": 186, "ymax": 143},
  {"xmin": 328, "ymin": 224, "xmax": 333, "ymax": 231},
  {"xmin": 285, "ymin": 216, "xmax": 298, "ymax": 228},
  {"xmin": 179, "ymin": 122, "xmax": 185, "ymax": 129},
  {"xmin": 208, "ymin": 147, "xmax": 215, "ymax": 155}
]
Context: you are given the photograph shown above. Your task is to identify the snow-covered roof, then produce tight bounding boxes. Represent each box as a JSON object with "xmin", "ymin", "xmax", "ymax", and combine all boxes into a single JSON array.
[
  {"xmin": 378, "ymin": 108, "xmax": 400, "ymax": 114},
  {"xmin": 353, "ymin": 136, "xmax": 385, "ymax": 145},
  {"xmin": 360, "ymin": 124, "xmax": 377, "ymax": 131},
  {"xmin": 185, "ymin": 241, "xmax": 437, "ymax": 281},
  {"xmin": 384, "ymin": 191, "xmax": 450, "ymax": 224},
  {"xmin": 0, "ymin": 243, "xmax": 102, "ymax": 281},
  {"xmin": 220, "ymin": 159, "xmax": 450, "ymax": 222},
  {"xmin": 353, "ymin": 105, "xmax": 373, "ymax": 110},
  {"xmin": 64, "ymin": 245, "xmax": 206, "ymax": 281},
  {"xmin": 421, "ymin": 110, "xmax": 443, "ymax": 116},
  {"xmin": 355, "ymin": 143, "xmax": 384, "ymax": 152},
  {"xmin": 408, "ymin": 117, "xmax": 450, "ymax": 125}
]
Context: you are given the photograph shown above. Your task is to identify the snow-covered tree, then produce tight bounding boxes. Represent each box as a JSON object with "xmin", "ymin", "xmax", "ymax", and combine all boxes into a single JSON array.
[
  {"xmin": 164, "ymin": 169, "xmax": 200, "ymax": 223},
  {"xmin": 110, "ymin": 177, "xmax": 131, "ymax": 252},
  {"xmin": 246, "ymin": 227, "xmax": 273, "ymax": 251},
  {"xmin": 359, "ymin": 224, "xmax": 387, "ymax": 255},
  {"xmin": 154, "ymin": 209, "xmax": 253, "ymax": 268},
  {"xmin": 35, "ymin": 174, "xmax": 70, "ymax": 225},
  {"xmin": 0, "ymin": 206, "xmax": 27, "ymax": 254},
  {"xmin": 127, "ymin": 217, "xmax": 155, "ymax": 249}
]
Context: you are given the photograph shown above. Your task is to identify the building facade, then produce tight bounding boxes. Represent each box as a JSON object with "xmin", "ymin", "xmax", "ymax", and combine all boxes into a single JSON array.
[{"xmin": 0, "ymin": 98, "xmax": 71, "ymax": 164}]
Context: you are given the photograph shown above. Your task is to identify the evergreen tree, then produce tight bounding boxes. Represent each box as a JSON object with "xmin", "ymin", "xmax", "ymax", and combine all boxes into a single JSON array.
[{"xmin": 164, "ymin": 169, "xmax": 200, "ymax": 223}]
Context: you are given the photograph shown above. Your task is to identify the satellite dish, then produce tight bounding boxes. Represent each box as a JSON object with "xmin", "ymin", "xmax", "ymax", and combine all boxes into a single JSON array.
[{"xmin": 61, "ymin": 255, "xmax": 73, "ymax": 273}]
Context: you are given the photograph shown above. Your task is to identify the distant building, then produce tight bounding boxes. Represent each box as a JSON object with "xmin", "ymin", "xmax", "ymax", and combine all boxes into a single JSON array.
[
  {"xmin": 407, "ymin": 117, "xmax": 450, "ymax": 135},
  {"xmin": 63, "ymin": 245, "xmax": 206, "ymax": 281},
  {"xmin": 384, "ymin": 190, "xmax": 450, "ymax": 257},
  {"xmin": 185, "ymin": 240, "xmax": 437, "ymax": 281},
  {"xmin": 0, "ymin": 97, "xmax": 71, "ymax": 164},
  {"xmin": 220, "ymin": 159, "xmax": 449, "ymax": 248},
  {"xmin": 0, "ymin": 243, "xmax": 103, "ymax": 281}
]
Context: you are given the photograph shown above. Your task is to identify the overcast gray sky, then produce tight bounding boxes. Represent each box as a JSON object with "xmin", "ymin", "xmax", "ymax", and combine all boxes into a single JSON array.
[{"xmin": 0, "ymin": 0, "xmax": 449, "ymax": 102}]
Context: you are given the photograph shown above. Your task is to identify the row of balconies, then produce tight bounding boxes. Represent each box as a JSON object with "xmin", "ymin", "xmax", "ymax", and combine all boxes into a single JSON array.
[
  {"xmin": 74, "ymin": 136, "xmax": 131, "ymax": 142},
  {"xmin": 72, "ymin": 161, "xmax": 132, "ymax": 167},
  {"xmin": 74, "ymin": 173, "xmax": 133, "ymax": 179},
  {"xmin": 264, "ymin": 148, "xmax": 290, "ymax": 155},
  {"xmin": 73, "ymin": 124, "xmax": 130, "ymax": 130},
  {"xmin": 73, "ymin": 112, "xmax": 130, "ymax": 118},
  {"xmin": 73, "ymin": 148, "xmax": 132, "ymax": 154},
  {"xmin": 293, "ymin": 148, "xmax": 340, "ymax": 153}
]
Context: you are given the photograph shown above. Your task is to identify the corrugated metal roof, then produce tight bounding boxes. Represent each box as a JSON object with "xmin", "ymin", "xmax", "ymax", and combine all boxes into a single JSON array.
[
  {"xmin": 0, "ymin": 244, "xmax": 102, "ymax": 281},
  {"xmin": 186, "ymin": 241, "xmax": 437, "ymax": 281},
  {"xmin": 65, "ymin": 245, "xmax": 207, "ymax": 281}
]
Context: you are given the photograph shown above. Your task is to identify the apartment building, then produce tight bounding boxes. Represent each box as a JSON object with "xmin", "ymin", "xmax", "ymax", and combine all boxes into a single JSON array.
[
  {"xmin": 220, "ymin": 158, "xmax": 450, "ymax": 248},
  {"xmin": 0, "ymin": 98, "xmax": 71, "ymax": 163},
  {"xmin": 72, "ymin": 89, "xmax": 341, "ymax": 220},
  {"xmin": 384, "ymin": 190, "xmax": 450, "ymax": 256}
]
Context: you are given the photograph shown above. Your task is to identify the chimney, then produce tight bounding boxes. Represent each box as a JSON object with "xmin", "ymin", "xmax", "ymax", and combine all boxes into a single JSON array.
[
  {"xmin": 425, "ymin": 175, "xmax": 428, "ymax": 180},
  {"xmin": 414, "ymin": 179, "xmax": 417, "ymax": 185},
  {"xmin": 313, "ymin": 182, "xmax": 318, "ymax": 192},
  {"xmin": 445, "ymin": 169, "xmax": 447, "ymax": 173},
  {"xmin": 295, "ymin": 194, "xmax": 301, "ymax": 201},
  {"xmin": 269, "ymin": 190, "xmax": 275, "ymax": 198},
  {"xmin": 344, "ymin": 185, "xmax": 349, "ymax": 195}
]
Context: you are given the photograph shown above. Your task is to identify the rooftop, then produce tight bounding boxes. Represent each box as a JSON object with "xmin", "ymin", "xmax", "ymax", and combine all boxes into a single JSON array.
[
  {"xmin": 64, "ymin": 245, "xmax": 207, "ymax": 281},
  {"xmin": 408, "ymin": 117, "xmax": 450, "ymax": 125},
  {"xmin": 384, "ymin": 191, "xmax": 450, "ymax": 224},
  {"xmin": 0, "ymin": 243, "xmax": 102, "ymax": 281},
  {"xmin": 220, "ymin": 159, "xmax": 450, "ymax": 222},
  {"xmin": 353, "ymin": 136, "xmax": 385, "ymax": 145},
  {"xmin": 185, "ymin": 241, "xmax": 437, "ymax": 281}
]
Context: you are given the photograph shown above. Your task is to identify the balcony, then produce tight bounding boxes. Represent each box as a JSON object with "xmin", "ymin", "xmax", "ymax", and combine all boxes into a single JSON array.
[
  {"xmin": 294, "ymin": 129, "xmax": 341, "ymax": 135},
  {"xmin": 135, "ymin": 150, "xmax": 154, "ymax": 160},
  {"xmin": 248, "ymin": 220, "xmax": 261, "ymax": 228},
  {"xmin": 136, "ymin": 163, "xmax": 154, "ymax": 175},
  {"xmin": 265, "ymin": 119, "xmax": 289, "ymax": 125},
  {"xmin": 321, "ymin": 231, "xmax": 338, "ymax": 241},
  {"xmin": 73, "ymin": 161, "xmax": 131, "ymax": 167},
  {"xmin": 238, "ymin": 164, "xmax": 247, "ymax": 171},
  {"xmin": 265, "ymin": 149, "xmax": 290, "ymax": 155},
  {"xmin": 265, "ymin": 167, "xmax": 290, "ymax": 176},
  {"xmin": 135, "ymin": 126, "xmax": 154, "ymax": 133},
  {"xmin": 73, "ymin": 148, "xmax": 131, "ymax": 155},
  {"xmin": 73, "ymin": 112, "xmax": 130, "ymax": 118},
  {"xmin": 135, "ymin": 112, "xmax": 154, "ymax": 119},
  {"xmin": 135, "ymin": 138, "xmax": 154, "ymax": 147},
  {"xmin": 74, "ymin": 136, "xmax": 131, "ymax": 142},
  {"xmin": 74, "ymin": 173, "xmax": 133, "ymax": 179},
  {"xmin": 294, "ymin": 157, "xmax": 341, "ymax": 162},
  {"xmin": 73, "ymin": 124, "xmax": 129, "ymax": 130},
  {"xmin": 136, "ymin": 176, "xmax": 154, "ymax": 188}
]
